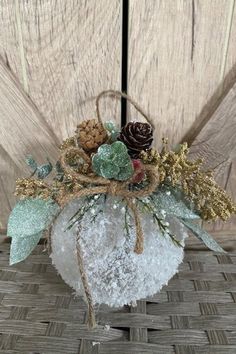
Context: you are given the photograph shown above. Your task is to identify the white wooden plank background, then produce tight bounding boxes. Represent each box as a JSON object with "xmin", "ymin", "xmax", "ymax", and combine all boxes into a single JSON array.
[
  {"xmin": 0, "ymin": 0, "xmax": 122, "ymax": 227},
  {"xmin": 0, "ymin": 0, "xmax": 236, "ymax": 248}
]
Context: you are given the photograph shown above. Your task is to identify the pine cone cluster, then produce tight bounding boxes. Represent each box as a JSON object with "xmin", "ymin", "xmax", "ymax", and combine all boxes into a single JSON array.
[
  {"xmin": 76, "ymin": 119, "xmax": 108, "ymax": 152},
  {"xmin": 118, "ymin": 122, "xmax": 153, "ymax": 158}
]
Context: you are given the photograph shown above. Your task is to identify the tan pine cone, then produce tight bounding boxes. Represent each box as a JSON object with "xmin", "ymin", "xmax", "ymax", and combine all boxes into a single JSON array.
[{"xmin": 76, "ymin": 119, "xmax": 108, "ymax": 151}]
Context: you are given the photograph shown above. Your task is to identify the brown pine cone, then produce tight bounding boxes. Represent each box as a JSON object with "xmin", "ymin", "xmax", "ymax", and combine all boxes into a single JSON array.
[
  {"xmin": 118, "ymin": 122, "xmax": 153, "ymax": 158},
  {"xmin": 76, "ymin": 119, "xmax": 108, "ymax": 152}
]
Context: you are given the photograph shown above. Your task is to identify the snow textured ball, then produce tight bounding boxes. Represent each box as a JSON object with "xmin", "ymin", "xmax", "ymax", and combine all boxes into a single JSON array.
[{"xmin": 51, "ymin": 197, "xmax": 187, "ymax": 307}]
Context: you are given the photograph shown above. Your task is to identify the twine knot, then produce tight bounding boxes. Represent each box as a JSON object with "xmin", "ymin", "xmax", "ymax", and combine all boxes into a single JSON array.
[{"xmin": 107, "ymin": 181, "xmax": 120, "ymax": 196}]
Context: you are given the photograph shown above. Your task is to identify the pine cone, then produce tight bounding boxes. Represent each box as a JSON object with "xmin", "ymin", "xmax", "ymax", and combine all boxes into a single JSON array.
[
  {"xmin": 118, "ymin": 122, "xmax": 153, "ymax": 158},
  {"xmin": 76, "ymin": 119, "xmax": 108, "ymax": 151}
]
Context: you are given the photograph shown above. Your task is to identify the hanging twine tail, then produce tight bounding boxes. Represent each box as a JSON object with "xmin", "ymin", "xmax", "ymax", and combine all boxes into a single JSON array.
[
  {"xmin": 76, "ymin": 228, "xmax": 96, "ymax": 329},
  {"xmin": 125, "ymin": 198, "xmax": 144, "ymax": 254}
]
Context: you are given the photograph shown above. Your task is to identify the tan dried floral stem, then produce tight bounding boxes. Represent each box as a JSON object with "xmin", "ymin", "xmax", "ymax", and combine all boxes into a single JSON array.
[{"xmin": 95, "ymin": 90, "xmax": 155, "ymax": 130}]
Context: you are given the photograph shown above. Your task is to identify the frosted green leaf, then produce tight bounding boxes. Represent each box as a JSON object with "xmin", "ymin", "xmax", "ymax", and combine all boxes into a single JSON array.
[
  {"xmin": 111, "ymin": 141, "xmax": 127, "ymax": 155},
  {"xmin": 25, "ymin": 155, "xmax": 37, "ymax": 171},
  {"xmin": 10, "ymin": 231, "xmax": 43, "ymax": 265},
  {"xmin": 25, "ymin": 156, "xmax": 52, "ymax": 179},
  {"xmin": 97, "ymin": 144, "xmax": 112, "ymax": 160},
  {"xmin": 114, "ymin": 153, "xmax": 131, "ymax": 167},
  {"xmin": 100, "ymin": 162, "xmax": 119, "ymax": 179},
  {"xmin": 153, "ymin": 187, "xmax": 199, "ymax": 220},
  {"xmin": 37, "ymin": 161, "xmax": 53, "ymax": 179},
  {"xmin": 104, "ymin": 121, "xmax": 120, "ymax": 142},
  {"xmin": 117, "ymin": 164, "xmax": 134, "ymax": 181},
  {"xmin": 7, "ymin": 198, "xmax": 60, "ymax": 238},
  {"xmin": 180, "ymin": 218, "xmax": 226, "ymax": 253},
  {"xmin": 92, "ymin": 141, "xmax": 133, "ymax": 181},
  {"xmin": 104, "ymin": 121, "xmax": 117, "ymax": 132},
  {"xmin": 92, "ymin": 154, "xmax": 102, "ymax": 175}
]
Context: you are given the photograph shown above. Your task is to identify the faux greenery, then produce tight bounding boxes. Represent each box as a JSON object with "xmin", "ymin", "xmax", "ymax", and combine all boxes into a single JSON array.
[{"xmin": 92, "ymin": 141, "xmax": 134, "ymax": 181}]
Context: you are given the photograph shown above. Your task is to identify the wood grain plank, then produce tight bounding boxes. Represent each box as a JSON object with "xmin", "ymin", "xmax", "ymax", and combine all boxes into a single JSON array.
[
  {"xmin": 188, "ymin": 85, "xmax": 236, "ymax": 173},
  {"xmin": 128, "ymin": 0, "xmax": 236, "ymax": 249},
  {"xmin": 0, "ymin": 0, "xmax": 122, "ymax": 141},
  {"xmin": 0, "ymin": 56, "xmax": 59, "ymax": 226},
  {"xmin": 127, "ymin": 0, "xmax": 236, "ymax": 149},
  {"xmin": 188, "ymin": 81, "xmax": 236, "ymax": 239},
  {"xmin": 0, "ymin": 145, "xmax": 20, "ymax": 228},
  {"xmin": 0, "ymin": 56, "xmax": 59, "ymax": 172},
  {"xmin": 189, "ymin": 0, "xmax": 236, "ymax": 237}
]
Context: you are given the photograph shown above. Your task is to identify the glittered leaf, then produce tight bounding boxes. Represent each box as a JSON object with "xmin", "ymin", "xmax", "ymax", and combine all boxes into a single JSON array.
[
  {"xmin": 104, "ymin": 121, "xmax": 117, "ymax": 132},
  {"xmin": 7, "ymin": 198, "xmax": 60, "ymax": 238},
  {"xmin": 37, "ymin": 160, "xmax": 53, "ymax": 179},
  {"xmin": 92, "ymin": 154, "xmax": 102, "ymax": 175},
  {"xmin": 117, "ymin": 164, "xmax": 134, "ymax": 181},
  {"xmin": 111, "ymin": 141, "xmax": 128, "ymax": 155},
  {"xmin": 100, "ymin": 161, "xmax": 119, "ymax": 179},
  {"xmin": 25, "ymin": 155, "xmax": 37, "ymax": 171},
  {"xmin": 180, "ymin": 218, "xmax": 226, "ymax": 253},
  {"xmin": 55, "ymin": 161, "xmax": 64, "ymax": 181},
  {"xmin": 92, "ymin": 141, "xmax": 133, "ymax": 181},
  {"xmin": 114, "ymin": 153, "xmax": 131, "ymax": 167},
  {"xmin": 111, "ymin": 131, "xmax": 119, "ymax": 141},
  {"xmin": 153, "ymin": 187, "xmax": 199, "ymax": 220},
  {"xmin": 9, "ymin": 231, "xmax": 43, "ymax": 265},
  {"xmin": 104, "ymin": 121, "xmax": 120, "ymax": 142},
  {"xmin": 97, "ymin": 144, "xmax": 112, "ymax": 160}
]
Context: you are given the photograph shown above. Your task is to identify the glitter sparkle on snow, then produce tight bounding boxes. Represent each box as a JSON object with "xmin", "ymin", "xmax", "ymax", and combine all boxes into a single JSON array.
[{"xmin": 51, "ymin": 197, "xmax": 187, "ymax": 307}]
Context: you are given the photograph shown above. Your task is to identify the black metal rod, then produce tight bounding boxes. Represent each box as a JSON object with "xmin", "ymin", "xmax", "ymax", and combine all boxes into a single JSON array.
[{"xmin": 121, "ymin": 0, "xmax": 129, "ymax": 127}]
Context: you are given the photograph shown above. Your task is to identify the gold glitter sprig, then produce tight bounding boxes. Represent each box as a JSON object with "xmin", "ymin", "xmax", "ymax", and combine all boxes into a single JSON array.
[
  {"xmin": 15, "ymin": 178, "xmax": 52, "ymax": 200},
  {"xmin": 60, "ymin": 137, "xmax": 76, "ymax": 151},
  {"xmin": 15, "ymin": 173, "xmax": 83, "ymax": 206},
  {"xmin": 140, "ymin": 141, "xmax": 236, "ymax": 221}
]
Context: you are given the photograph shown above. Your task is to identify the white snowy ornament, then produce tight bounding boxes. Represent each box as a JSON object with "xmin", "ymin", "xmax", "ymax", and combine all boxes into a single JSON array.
[{"xmin": 51, "ymin": 196, "xmax": 187, "ymax": 307}]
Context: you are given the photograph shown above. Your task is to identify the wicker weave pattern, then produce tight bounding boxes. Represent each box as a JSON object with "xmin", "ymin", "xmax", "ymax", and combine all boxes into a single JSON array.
[{"xmin": 0, "ymin": 242, "xmax": 236, "ymax": 353}]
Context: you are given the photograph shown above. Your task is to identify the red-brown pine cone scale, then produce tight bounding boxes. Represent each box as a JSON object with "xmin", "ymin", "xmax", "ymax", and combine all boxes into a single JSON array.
[{"xmin": 118, "ymin": 122, "xmax": 153, "ymax": 158}]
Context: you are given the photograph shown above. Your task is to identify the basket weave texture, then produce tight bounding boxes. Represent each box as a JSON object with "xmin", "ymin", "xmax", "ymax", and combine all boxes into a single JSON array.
[{"xmin": 0, "ymin": 241, "xmax": 236, "ymax": 354}]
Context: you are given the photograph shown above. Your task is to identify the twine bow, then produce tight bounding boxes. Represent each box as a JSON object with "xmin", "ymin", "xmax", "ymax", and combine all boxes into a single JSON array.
[
  {"xmin": 60, "ymin": 147, "xmax": 159, "ymax": 254},
  {"xmin": 59, "ymin": 90, "xmax": 159, "ymax": 328}
]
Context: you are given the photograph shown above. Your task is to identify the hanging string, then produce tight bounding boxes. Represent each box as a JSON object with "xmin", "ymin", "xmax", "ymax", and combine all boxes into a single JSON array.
[{"xmin": 95, "ymin": 89, "xmax": 155, "ymax": 130}]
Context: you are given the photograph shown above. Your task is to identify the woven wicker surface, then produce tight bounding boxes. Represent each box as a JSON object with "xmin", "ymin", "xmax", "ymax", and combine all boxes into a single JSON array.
[{"xmin": 0, "ymin": 241, "xmax": 236, "ymax": 354}]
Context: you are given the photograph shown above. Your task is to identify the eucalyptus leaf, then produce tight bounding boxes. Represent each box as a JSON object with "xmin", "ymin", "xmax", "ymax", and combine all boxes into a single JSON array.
[
  {"xmin": 7, "ymin": 198, "xmax": 60, "ymax": 238},
  {"xmin": 25, "ymin": 155, "xmax": 38, "ymax": 171},
  {"xmin": 36, "ymin": 160, "xmax": 53, "ymax": 179},
  {"xmin": 104, "ymin": 121, "xmax": 120, "ymax": 142},
  {"xmin": 25, "ymin": 156, "xmax": 53, "ymax": 179},
  {"xmin": 180, "ymin": 218, "xmax": 226, "ymax": 253},
  {"xmin": 9, "ymin": 231, "xmax": 43, "ymax": 265},
  {"xmin": 110, "ymin": 131, "xmax": 119, "ymax": 142},
  {"xmin": 153, "ymin": 186, "xmax": 199, "ymax": 220},
  {"xmin": 104, "ymin": 121, "xmax": 118, "ymax": 133}
]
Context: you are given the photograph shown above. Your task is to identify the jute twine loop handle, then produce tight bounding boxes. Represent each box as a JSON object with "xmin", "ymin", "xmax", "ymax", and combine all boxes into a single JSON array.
[
  {"xmin": 95, "ymin": 89, "xmax": 155, "ymax": 130},
  {"xmin": 58, "ymin": 90, "xmax": 159, "ymax": 328}
]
